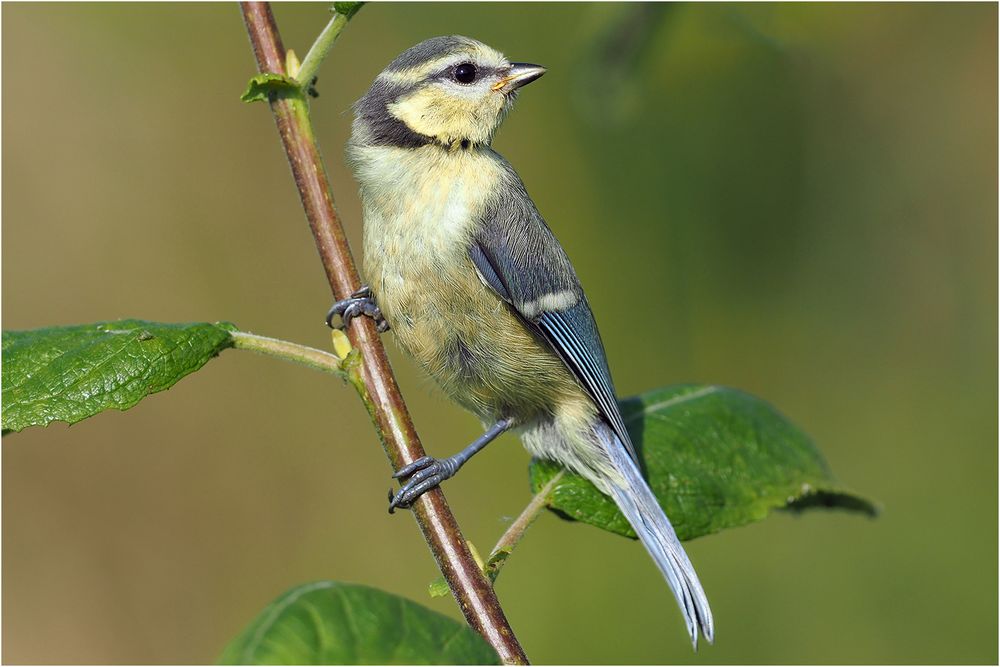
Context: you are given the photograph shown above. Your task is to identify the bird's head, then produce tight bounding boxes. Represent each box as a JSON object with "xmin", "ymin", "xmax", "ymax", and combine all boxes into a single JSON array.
[{"xmin": 352, "ymin": 35, "xmax": 546, "ymax": 150}]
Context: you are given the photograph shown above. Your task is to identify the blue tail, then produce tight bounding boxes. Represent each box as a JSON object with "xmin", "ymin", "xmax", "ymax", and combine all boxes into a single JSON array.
[{"xmin": 598, "ymin": 423, "xmax": 714, "ymax": 648}]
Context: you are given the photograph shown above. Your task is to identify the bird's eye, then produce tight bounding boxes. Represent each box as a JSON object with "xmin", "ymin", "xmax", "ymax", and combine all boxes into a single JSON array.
[{"xmin": 454, "ymin": 63, "xmax": 478, "ymax": 84}]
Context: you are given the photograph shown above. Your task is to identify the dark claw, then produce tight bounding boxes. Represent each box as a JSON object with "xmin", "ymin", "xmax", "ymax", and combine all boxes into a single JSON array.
[
  {"xmin": 325, "ymin": 285, "xmax": 389, "ymax": 332},
  {"xmin": 387, "ymin": 487, "xmax": 398, "ymax": 513}
]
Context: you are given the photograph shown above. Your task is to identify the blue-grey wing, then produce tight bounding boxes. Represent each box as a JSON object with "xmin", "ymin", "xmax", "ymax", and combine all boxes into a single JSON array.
[
  {"xmin": 534, "ymin": 304, "xmax": 639, "ymax": 464},
  {"xmin": 469, "ymin": 160, "xmax": 639, "ymax": 464}
]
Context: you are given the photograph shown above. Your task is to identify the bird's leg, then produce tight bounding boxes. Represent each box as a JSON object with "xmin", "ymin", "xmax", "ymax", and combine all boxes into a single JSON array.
[
  {"xmin": 388, "ymin": 417, "xmax": 514, "ymax": 513},
  {"xmin": 325, "ymin": 285, "xmax": 389, "ymax": 332}
]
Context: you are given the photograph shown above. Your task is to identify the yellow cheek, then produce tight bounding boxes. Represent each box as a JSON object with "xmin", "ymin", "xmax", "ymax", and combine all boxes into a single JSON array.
[{"xmin": 389, "ymin": 88, "xmax": 503, "ymax": 145}]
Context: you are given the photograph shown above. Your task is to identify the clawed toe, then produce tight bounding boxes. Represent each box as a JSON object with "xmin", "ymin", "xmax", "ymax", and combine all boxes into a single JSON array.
[{"xmin": 392, "ymin": 455, "xmax": 435, "ymax": 479}]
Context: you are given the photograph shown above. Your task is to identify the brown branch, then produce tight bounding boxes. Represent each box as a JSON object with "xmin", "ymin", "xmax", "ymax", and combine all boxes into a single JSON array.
[{"xmin": 239, "ymin": 4, "xmax": 528, "ymax": 664}]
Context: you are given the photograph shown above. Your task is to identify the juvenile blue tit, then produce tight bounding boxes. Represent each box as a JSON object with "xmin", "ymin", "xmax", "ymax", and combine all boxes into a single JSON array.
[{"xmin": 329, "ymin": 35, "xmax": 713, "ymax": 647}]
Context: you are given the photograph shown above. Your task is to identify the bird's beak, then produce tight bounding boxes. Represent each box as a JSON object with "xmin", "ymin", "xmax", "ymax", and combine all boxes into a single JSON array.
[{"xmin": 492, "ymin": 63, "xmax": 547, "ymax": 93}]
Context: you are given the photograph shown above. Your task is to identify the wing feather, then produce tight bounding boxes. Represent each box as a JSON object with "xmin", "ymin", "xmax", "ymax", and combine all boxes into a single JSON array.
[{"xmin": 537, "ymin": 307, "xmax": 639, "ymax": 463}]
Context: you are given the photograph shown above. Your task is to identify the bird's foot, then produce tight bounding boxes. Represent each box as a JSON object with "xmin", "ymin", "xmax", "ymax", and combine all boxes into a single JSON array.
[
  {"xmin": 387, "ymin": 456, "xmax": 460, "ymax": 513},
  {"xmin": 325, "ymin": 286, "xmax": 389, "ymax": 332},
  {"xmin": 386, "ymin": 419, "xmax": 513, "ymax": 513}
]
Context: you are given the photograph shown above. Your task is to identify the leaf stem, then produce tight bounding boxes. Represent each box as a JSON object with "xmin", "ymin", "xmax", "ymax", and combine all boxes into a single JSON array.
[
  {"xmin": 230, "ymin": 330, "xmax": 345, "ymax": 378},
  {"xmin": 295, "ymin": 10, "xmax": 349, "ymax": 91},
  {"xmin": 485, "ymin": 471, "xmax": 564, "ymax": 584},
  {"xmin": 239, "ymin": 4, "xmax": 528, "ymax": 664}
]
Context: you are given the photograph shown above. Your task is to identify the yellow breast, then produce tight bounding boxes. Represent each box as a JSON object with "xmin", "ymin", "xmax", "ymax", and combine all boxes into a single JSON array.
[{"xmin": 354, "ymin": 144, "xmax": 495, "ymax": 322}]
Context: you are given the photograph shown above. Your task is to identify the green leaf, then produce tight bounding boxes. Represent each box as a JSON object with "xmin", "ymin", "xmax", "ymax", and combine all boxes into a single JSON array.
[
  {"xmin": 332, "ymin": 2, "xmax": 364, "ymax": 20},
  {"xmin": 220, "ymin": 581, "xmax": 500, "ymax": 665},
  {"xmin": 241, "ymin": 72, "xmax": 299, "ymax": 103},
  {"xmin": 530, "ymin": 384, "xmax": 878, "ymax": 541},
  {"xmin": 2, "ymin": 320, "xmax": 235, "ymax": 433}
]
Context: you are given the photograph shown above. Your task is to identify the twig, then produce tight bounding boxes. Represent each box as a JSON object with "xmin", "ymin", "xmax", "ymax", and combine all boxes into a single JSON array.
[
  {"xmin": 295, "ymin": 10, "xmax": 348, "ymax": 90},
  {"xmin": 429, "ymin": 470, "xmax": 564, "ymax": 597},
  {"xmin": 485, "ymin": 471, "xmax": 564, "ymax": 583},
  {"xmin": 239, "ymin": 4, "xmax": 528, "ymax": 664}
]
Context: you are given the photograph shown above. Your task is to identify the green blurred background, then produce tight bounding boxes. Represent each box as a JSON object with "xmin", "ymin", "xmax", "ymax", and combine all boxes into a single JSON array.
[{"xmin": 3, "ymin": 3, "xmax": 996, "ymax": 664}]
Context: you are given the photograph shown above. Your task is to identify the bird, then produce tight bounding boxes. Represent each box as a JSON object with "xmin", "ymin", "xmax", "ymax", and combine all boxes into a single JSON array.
[{"xmin": 327, "ymin": 35, "xmax": 714, "ymax": 648}]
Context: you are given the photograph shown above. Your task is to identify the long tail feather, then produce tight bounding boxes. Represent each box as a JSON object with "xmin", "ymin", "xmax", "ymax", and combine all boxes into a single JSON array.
[{"xmin": 598, "ymin": 424, "xmax": 714, "ymax": 648}]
